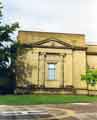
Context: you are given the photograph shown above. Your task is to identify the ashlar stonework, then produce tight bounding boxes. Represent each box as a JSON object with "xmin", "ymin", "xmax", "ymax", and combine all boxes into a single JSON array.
[{"xmin": 16, "ymin": 31, "xmax": 97, "ymax": 95}]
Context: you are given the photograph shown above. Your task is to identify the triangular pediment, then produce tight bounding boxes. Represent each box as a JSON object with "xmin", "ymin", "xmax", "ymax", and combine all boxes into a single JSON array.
[{"xmin": 32, "ymin": 39, "xmax": 72, "ymax": 48}]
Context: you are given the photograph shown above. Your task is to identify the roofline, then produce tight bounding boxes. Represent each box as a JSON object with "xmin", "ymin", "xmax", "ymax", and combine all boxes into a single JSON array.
[
  {"xmin": 18, "ymin": 30, "xmax": 85, "ymax": 36},
  {"xmin": 87, "ymin": 44, "xmax": 97, "ymax": 46}
]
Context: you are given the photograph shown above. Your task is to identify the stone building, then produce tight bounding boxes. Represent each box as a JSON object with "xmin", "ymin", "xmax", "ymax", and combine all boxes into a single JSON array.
[{"xmin": 16, "ymin": 31, "xmax": 97, "ymax": 94}]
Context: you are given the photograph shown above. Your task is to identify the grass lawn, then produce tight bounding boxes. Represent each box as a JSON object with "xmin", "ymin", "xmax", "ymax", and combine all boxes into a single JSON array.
[{"xmin": 0, "ymin": 95, "xmax": 97, "ymax": 105}]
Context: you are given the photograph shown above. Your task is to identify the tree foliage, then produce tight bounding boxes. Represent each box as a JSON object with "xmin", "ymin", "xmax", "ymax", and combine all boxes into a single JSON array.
[
  {"xmin": 0, "ymin": 2, "xmax": 20, "ymax": 93},
  {"xmin": 81, "ymin": 68, "xmax": 97, "ymax": 95},
  {"xmin": 0, "ymin": 2, "xmax": 19, "ymax": 69}
]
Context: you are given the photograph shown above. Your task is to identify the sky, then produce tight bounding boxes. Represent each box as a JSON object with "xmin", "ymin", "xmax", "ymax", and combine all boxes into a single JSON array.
[{"xmin": 2, "ymin": 0, "xmax": 97, "ymax": 43}]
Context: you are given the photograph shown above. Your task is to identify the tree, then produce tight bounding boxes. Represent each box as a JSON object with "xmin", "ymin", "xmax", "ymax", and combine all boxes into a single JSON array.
[
  {"xmin": 81, "ymin": 68, "xmax": 97, "ymax": 95},
  {"xmin": 0, "ymin": 2, "xmax": 19, "ymax": 93},
  {"xmin": 0, "ymin": 2, "xmax": 19, "ymax": 69}
]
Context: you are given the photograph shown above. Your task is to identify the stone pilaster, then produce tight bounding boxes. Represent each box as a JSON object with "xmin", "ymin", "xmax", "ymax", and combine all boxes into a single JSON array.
[
  {"xmin": 39, "ymin": 52, "xmax": 46, "ymax": 88},
  {"xmin": 60, "ymin": 53, "xmax": 65, "ymax": 88}
]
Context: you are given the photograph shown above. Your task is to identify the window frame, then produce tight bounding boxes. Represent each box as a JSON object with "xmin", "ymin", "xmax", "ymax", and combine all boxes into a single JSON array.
[{"xmin": 48, "ymin": 63, "xmax": 56, "ymax": 80}]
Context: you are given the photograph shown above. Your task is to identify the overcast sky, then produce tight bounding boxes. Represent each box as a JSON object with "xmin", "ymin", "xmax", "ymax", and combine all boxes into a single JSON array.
[{"xmin": 2, "ymin": 0, "xmax": 97, "ymax": 43}]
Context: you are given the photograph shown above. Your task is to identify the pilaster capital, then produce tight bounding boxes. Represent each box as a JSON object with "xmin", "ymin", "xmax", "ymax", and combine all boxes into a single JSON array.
[
  {"xmin": 39, "ymin": 52, "xmax": 46, "ymax": 56},
  {"xmin": 60, "ymin": 53, "xmax": 66, "ymax": 57}
]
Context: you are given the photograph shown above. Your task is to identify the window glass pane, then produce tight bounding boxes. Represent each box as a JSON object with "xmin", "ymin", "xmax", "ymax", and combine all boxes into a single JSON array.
[
  {"xmin": 48, "ymin": 64, "xmax": 56, "ymax": 80},
  {"xmin": 48, "ymin": 64, "xmax": 55, "ymax": 69}
]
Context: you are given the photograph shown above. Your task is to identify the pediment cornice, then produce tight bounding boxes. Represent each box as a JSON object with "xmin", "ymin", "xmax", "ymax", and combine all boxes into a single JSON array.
[
  {"xmin": 22, "ymin": 38, "xmax": 87, "ymax": 51},
  {"xmin": 31, "ymin": 38, "xmax": 72, "ymax": 49}
]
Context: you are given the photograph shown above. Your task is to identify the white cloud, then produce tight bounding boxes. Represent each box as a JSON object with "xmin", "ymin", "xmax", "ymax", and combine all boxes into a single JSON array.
[{"xmin": 2, "ymin": 0, "xmax": 97, "ymax": 43}]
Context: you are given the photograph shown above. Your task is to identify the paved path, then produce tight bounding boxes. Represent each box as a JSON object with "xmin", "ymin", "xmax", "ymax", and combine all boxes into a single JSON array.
[{"xmin": 0, "ymin": 103, "xmax": 97, "ymax": 119}]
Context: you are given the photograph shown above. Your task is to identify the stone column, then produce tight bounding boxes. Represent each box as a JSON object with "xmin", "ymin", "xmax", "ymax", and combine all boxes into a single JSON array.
[
  {"xmin": 37, "ymin": 52, "xmax": 40, "ymax": 87},
  {"xmin": 39, "ymin": 52, "xmax": 46, "ymax": 88},
  {"xmin": 60, "ymin": 53, "xmax": 65, "ymax": 88}
]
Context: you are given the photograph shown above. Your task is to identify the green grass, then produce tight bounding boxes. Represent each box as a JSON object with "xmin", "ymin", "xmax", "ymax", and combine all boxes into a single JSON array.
[{"xmin": 0, "ymin": 95, "xmax": 97, "ymax": 105}]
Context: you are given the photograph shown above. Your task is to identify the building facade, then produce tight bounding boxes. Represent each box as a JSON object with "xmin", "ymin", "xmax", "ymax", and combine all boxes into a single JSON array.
[{"xmin": 16, "ymin": 31, "xmax": 97, "ymax": 95}]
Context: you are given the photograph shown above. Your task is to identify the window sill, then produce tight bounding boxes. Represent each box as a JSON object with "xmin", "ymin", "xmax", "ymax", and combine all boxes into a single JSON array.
[{"xmin": 47, "ymin": 79, "xmax": 57, "ymax": 81}]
